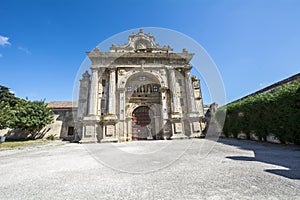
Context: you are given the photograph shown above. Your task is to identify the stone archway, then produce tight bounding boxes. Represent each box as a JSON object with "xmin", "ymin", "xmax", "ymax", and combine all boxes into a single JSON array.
[
  {"xmin": 118, "ymin": 69, "xmax": 167, "ymax": 90},
  {"xmin": 123, "ymin": 72, "xmax": 164, "ymax": 141}
]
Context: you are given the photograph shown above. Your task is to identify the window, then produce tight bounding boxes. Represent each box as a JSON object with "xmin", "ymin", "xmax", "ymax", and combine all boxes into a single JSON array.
[
  {"xmin": 102, "ymin": 79, "xmax": 106, "ymax": 87},
  {"xmin": 153, "ymin": 85, "xmax": 158, "ymax": 92},
  {"xmin": 127, "ymin": 86, "xmax": 132, "ymax": 92},
  {"xmin": 67, "ymin": 127, "xmax": 74, "ymax": 136},
  {"xmin": 139, "ymin": 76, "xmax": 146, "ymax": 81}
]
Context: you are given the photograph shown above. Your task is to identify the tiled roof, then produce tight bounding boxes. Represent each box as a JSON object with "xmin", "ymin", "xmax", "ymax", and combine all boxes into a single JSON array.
[{"xmin": 47, "ymin": 101, "xmax": 78, "ymax": 109}]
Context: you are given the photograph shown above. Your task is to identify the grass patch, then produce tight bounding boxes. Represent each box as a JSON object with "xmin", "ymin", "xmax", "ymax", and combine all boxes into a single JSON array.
[{"xmin": 0, "ymin": 140, "xmax": 50, "ymax": 149}]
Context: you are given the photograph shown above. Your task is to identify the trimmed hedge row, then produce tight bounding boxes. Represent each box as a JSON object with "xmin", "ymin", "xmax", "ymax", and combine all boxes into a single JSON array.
[{"xmin": 217, "ymin": 81, "xmax": 300, "ymax": 144}]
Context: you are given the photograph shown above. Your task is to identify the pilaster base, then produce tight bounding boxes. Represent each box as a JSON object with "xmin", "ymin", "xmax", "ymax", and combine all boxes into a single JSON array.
[
  {"xmin": 117, "ymin": 136, "xmax": 126, "ymax": 142},
  {"xmin": 171, "ymin": 113, "xmax": 182, "ymax": 119},
  {"xmin": 80, "ymin": 115, "xmax": 100, "ymax": 143},
  {"xmin": 163, "ymin": 132, "xmax": 172, "ymax": 140},
  {"xmin": 171, "ymin": 133, "xmax": 188, "ymax": 140},
  {"xmin": 101, "ymin": 137, "xmax": 118, "ymax": 143},
  {"xmin": 103, "ymin": 114, "xmax": 118, "ymax": 121},
  {"xmin": 83, "ymin": 115, "xmax": 100, "ymax": 121},
  {"xmin": 147, "ymin": 135, "xmax": 153, "ymax": 140},
  {"xmin": 190, "ymin": 132, "xmax": 202, "ymax": 138},
  {"xmin": 187, "ymin": 112, "xmax": 201, "ymax": 118},
  {"xmin": 79, "ymin": 137, "xmax": 98, "ymax": 143}
]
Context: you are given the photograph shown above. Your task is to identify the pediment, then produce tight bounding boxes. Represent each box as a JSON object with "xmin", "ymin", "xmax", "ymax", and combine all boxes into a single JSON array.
[{"xmin": 109, "ymin": 28, "xmax": 173, "ymax": 53}]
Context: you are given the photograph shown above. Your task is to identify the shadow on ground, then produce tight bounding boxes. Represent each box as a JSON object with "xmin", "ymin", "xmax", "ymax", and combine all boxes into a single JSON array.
[{"xmin": 218, "ymin": 138, "xmax": 300, "ymax": 180}]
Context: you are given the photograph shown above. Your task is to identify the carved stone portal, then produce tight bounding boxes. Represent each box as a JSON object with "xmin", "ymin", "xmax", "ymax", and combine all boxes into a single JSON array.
[{"xmin": 77, "ymin": 30, "xmax": 205, "ymax": 143}]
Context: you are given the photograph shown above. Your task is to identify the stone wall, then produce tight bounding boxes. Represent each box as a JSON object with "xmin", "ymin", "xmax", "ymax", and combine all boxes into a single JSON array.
[{"xmin": 0, "ymin": 106, "xmax": 77, "ymax": 141}]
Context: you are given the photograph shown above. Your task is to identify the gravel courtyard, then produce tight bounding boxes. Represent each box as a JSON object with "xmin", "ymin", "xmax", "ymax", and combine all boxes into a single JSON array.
[{"xmin": 0, "ymin": 139, "xmax": 299, "ymax": 200}]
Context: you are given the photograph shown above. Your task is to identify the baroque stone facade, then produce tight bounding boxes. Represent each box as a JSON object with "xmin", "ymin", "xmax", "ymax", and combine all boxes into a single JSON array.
[{"xmin": 76, "ymin": 29, "xmax": 205, "ymax": 143}]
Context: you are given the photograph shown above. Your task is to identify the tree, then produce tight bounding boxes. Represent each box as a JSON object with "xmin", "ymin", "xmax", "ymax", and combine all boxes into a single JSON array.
[
  {"xmin": 12, "ymin": 100, "xmax": 54, "ymax": 139},
  {"xmin": 0, "ymin": 85, "xmax": 54, "ymax": 139},
  {"xmin": 0, "ymin": 101, "xmax": 13, "ymax": 129},
  {"xmin": 0, "ymin": 85, "xmax": 18, "ymax": 129}
]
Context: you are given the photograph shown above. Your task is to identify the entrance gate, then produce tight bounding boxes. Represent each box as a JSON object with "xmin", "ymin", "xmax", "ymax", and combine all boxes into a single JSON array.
[{"xmin": 132, "ymin": 106, "xmax": 153, "ymax": 140}]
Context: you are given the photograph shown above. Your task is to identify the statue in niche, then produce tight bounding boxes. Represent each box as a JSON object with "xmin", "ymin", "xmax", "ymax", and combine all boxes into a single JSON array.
[{"xmin": 193, "ymin": 80, "xmax": 200, "ymax": 88}]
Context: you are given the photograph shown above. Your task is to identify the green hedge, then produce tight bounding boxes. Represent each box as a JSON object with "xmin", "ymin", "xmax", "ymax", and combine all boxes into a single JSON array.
[{"xmin": 218, "ymin": 81, "xmax": 300, "ymax": 144}]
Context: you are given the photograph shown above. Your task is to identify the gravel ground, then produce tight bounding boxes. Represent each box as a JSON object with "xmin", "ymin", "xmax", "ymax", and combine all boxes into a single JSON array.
[{"xmin": 0, "ymin": 139, "xmax": 299, "ymax": 200}]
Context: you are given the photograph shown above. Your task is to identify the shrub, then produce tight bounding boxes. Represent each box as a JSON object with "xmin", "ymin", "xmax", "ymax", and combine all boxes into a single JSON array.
[
  {"xmin": 46, "ymin": 134, "xmax": 56, "ymax": 141},
  {"xmin": 220, "ymin": 81, "xmax": 300, "ymax": 144}
]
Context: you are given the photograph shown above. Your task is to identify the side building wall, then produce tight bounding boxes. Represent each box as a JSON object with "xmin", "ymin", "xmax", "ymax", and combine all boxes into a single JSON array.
[
  {"xmin": 42, "ymin": 108, "xmax": 77, "ymax": 140},
  {"xmin": 0, "ymin": 107, "xmax": 77, "ymax": 141}
]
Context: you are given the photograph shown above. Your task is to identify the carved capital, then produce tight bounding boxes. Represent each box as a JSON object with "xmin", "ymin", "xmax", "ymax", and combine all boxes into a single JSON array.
[
  {"xmin": 109, "ymin": 68, "xmax": 116, "ymax": 73},
  {"xmin": 91, "ymin": 68, "xmax": 98, "ymax": 74},
  {"xmin": 185, "ymin": 70, "xmax": 191, "ymax": 76},
  {"xmin": 160, "ymin": 86, "xmax": 168, "ymax": 93}
]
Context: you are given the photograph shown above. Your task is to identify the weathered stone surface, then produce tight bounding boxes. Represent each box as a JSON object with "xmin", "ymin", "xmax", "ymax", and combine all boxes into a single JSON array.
[{"xmin": 77, "ymin": 30, "xmax": 206, "ymax": 143}]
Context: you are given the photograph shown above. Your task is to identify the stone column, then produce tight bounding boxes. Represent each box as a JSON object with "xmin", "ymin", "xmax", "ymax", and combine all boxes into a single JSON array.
[
  {"xmin": 108, "ymin": 68, "xmax": 116, "ymax": 115},
  {"xmin": 185, "ymin": 70, "xmax": 197, "ymax": 113},
  {"xmin": 160, "ymin": 88, "xmax": 169, "ymax": 139},
  {"xmin": 119, "ymin": 89, "xmax": 125, "ymax": 120},
  {"xmin": 168, "ymin": 68, "xmax": 185, "ymax": 139},
  {"xmin": 88, "ymin": 68, "xmax": 99, "ymax": 116},
  {"xmin": 119, "ymin": 88, "xmax": 126, "ymax": 141},
  {"xmin": 185, "ymin": 70, "xmax": 201, "ymax": 138},
  {"xmin": 127, "ymin": 118, "xmax": 132, "ymax": 141},
  {"xmin": 76, "ymin": 71, "xmax": 90, "ymax": 141},
  {"xmin": 168, "ymin": 68, "xmax": 180, "ymax": 113},
  {"xmin": 80, "ymin": 68, "xmax": 105, "ymax": 143},
  {"xmin": 154, "ymin": 116, "xmax": 160, "ymax": 136},
  {"xmin": 161, "ymin": 88, "xmax": 168, "ymax": 120},
  {"xmin": 78, "ymin": 71, "xmax": 90, "ymax": 119},
  {"xmin": 101, "ymin": 68, "xmax": 118, "ymax": 143}
]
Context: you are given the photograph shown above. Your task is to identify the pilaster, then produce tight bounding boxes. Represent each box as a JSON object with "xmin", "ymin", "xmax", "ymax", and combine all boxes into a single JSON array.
[
  {"xmin": 88, "ymin": 68, "xmax": 99, "ymax": 116},
  {"xmin": 108, "ymin": 68, "xmax": 116, "ymax": 116},
  {"xmin": 101, "ymin": 67, "xmax": 118, "ymax": 143},
  {"xmin": 168, "ymin": 68, "xmax": 181, "ymax": 116},
  {"xmin": 80, "ymin": 68, "xmax": 104, "ymax": 143},
  {"xmin": 185, "ymin": 70, "xmax": 198, "ymax": 116}
]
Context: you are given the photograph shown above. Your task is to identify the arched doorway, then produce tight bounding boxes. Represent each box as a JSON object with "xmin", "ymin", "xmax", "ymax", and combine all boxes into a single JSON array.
[
  {"xmin": 124, "ymin": 72, "xmax": 164, "ymax": 141},
  {"xmin": 132, "ymin": 106, "xmax": 154, "ymax": 140}
]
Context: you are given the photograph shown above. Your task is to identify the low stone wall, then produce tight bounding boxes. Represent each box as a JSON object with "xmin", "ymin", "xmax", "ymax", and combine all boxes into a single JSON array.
[
  {"xmin": 0, "ymin": 114, "xmax": 69, "ymax": 140},
  {"xmin": 0, "ymin": 128, "xmax": 10, "ymax": 137},
  {"xmin": 235, "ymin": 132, "xmax": 281, "ymax": 143}
]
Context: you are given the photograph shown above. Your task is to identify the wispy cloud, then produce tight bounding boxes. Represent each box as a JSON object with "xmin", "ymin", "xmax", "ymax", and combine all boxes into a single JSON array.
[
  {"xmin": 18, "ymin": 46, "xmax": 31, "ymax": 55},
  {"xmin": 0, "ymin": 35, "xmax": 11, "ymax": 46},
  {"xmin": 0, "ymin": 53, "xmax": 2, "ymax": 58}
]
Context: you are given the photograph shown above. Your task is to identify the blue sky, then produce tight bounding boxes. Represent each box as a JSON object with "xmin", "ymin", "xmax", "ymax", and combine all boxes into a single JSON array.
[{"xmin": 0, "ymin": 0, "xmax": 299, "ymax": 105}]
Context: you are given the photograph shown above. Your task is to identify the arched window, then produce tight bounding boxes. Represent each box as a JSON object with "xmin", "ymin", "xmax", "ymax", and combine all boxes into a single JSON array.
[{"xmin": 153, "ymin": 85, "xmax": 158, "ymax": 92}]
